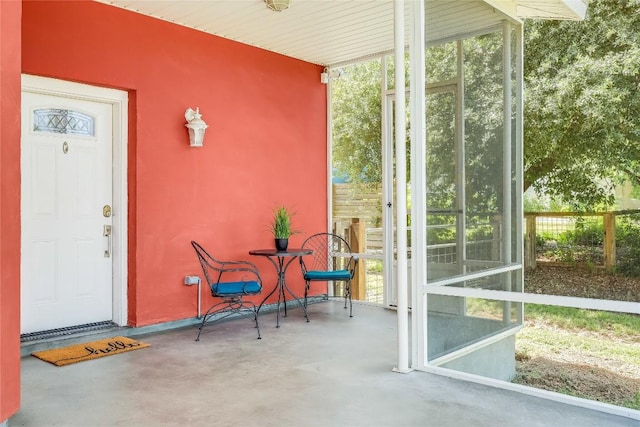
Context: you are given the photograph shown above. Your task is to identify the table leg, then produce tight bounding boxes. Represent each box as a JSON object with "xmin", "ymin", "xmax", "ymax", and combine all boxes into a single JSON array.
[
  {"xmin": 257, "ymin": 256, "xmax": 286, "ymax": 327},
  {"xmin": 257, "ymin": 255, "xmax": 309, "ymax": 328},
  {"xmin": 278, "ymin": 257, "xmax": 288, "ymax": 319},
  {"xmin": 280, "ymin": 256, "xmax": 309, "ymax": 323}
]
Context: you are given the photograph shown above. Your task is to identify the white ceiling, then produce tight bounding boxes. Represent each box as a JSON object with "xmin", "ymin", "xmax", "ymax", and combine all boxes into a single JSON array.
[{"xmin": 96, "ymin": 0, "xmax": 588, "ymax": 67}]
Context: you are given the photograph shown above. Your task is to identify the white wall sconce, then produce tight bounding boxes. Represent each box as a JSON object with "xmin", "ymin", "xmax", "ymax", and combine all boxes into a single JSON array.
[
  {"xmin": 265, "ymin": 0, "xmax": 290, "ymax": 11},
  {"xmin": 320, "ymin": 68, "xmax": 344, "ymax": 85},
  {"xmin": 185, "ymin": 107, "xmax": 208, "ymax": 147},
  {"xmin": 320, "ymin": 68, "xmax": 329, "ymax": 84}
]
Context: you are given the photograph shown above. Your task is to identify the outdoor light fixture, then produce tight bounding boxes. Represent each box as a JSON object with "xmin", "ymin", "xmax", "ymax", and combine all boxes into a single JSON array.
[
  {"xmin": 184, "ymin": 107, "xmax": 208, "ymax": 147},
  {"xmin": 265, "ymin": 0, "xmax": 290, "ymax": 12},
  {"xmin": 320, "ymin": 68, "xmax": 344, "ymax": 84},
  {"xmin": 321, "ymin": 68, "xmax": 329, "ymax": 84}
]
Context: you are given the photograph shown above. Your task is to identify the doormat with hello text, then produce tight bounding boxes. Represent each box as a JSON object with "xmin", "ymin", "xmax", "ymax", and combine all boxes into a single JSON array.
[{"xmin": 32, "ymin": 336, "xmax": 150, "ymax": 366}]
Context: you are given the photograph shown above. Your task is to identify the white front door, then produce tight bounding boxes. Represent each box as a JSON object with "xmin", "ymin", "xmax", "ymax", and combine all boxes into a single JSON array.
[{"xmin": 21, "ymin": 90, "xmax": 114, "ymax": 334}]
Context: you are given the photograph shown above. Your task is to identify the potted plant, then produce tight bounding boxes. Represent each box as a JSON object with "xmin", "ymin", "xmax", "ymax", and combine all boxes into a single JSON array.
[{"xmin": 271, "ymin": 206, "xmax": 297, "ymax": 251}]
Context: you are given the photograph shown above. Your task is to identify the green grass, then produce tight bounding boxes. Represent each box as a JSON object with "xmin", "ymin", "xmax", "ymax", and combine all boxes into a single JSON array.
[
  {"xmin": 518, "ymin": 323, "xmax": 640, "ymax": 362},
  {"xmin": 465, "ymin": 298, "xmax": 519, "ymax": 321},
  {"xmin": 520, "ymin": 304, "xmax": 640, "ymax": 364},
  {"xmin": 517, "ymin": 304, "xmax": 640, "ymax": 410},
  {"xmin": 524, "ymin": 304, "xmax": 640, "ymax": 337},
  {"xmin": 624, "ymin": 393, "xmax": 640, "ymax": 411}
]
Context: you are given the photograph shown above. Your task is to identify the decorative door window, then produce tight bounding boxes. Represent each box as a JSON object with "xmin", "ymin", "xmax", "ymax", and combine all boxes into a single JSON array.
[{"xmin": 33, "ymin": 109, "xmax": 95, "ymax": 136}]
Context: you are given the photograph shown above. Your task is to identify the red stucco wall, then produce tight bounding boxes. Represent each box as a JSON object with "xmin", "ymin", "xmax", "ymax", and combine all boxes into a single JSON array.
[
  {"xmin": 0, "ymin": 0, "xmax": 22, "ymax": 422},
  {"xmin": 22, "ymin": 1, "xmax": 328, "ymax": 326}
]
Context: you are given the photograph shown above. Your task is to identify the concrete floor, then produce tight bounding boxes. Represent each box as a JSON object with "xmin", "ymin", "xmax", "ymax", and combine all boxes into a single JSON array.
[{"xmin": 11, "ymin": 301, "xmax": 639, "ymax": 427}]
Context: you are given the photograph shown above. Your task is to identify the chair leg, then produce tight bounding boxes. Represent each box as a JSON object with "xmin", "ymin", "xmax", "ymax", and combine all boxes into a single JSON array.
[
  {"xmin": 195, "ymin": 300, "xmax": 227, "ymax": 341},
  {"xmin": 195, "ymin": 299, "xmax": 262, "ymax": 341},
  {"xmin": 195, "ymin": 315, "xmax": 207, "ymax": 342},
  {"xmin": 304, "ymin": 281, "xmax": 311, "ymax": 322},
  {"xmin": 346, "ymin": 280, "xmax": 353, "ymax": 317}
]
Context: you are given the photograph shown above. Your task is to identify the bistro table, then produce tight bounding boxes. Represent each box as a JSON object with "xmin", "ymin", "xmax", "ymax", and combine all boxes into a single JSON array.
[{"xmin": 249, "ymin": 248, "xmax": 312, "ymax": 328}]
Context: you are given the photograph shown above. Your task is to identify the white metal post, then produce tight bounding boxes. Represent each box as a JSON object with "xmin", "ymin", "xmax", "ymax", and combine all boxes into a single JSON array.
[
  {"xmin": 455, "ymin": 40, "xmax": 466, "ymax": 278},
  {"xmin": 502, "ymin": 21, "xmax": 513, "ymax": 323},
  {"xmin": 326, "ymin": 69, "xmax": 335, "ymax": 297},
  {"xmin": 502, "ymin": 21, "xmax": 512, "ymax": 264},
  {"xmin": 515, "ymin": 22, "xmax": 525, "ymax": 324},
  {"xmin": 394, "ymin": 0, "xmax": 410, "ymax": 374},
  {"xmin": 382, "ymin": 59, "xmax": 395, "ymax": 309},
  {"xmin": 409, "ymin": 0, "xmax": 426, "ymax": 370}
]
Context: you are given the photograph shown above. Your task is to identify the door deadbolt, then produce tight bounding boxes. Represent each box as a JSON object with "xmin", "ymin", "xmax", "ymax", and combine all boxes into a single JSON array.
[{"xmin": 103, "ymin": 205, "xmax": 112, "ymax": 218}]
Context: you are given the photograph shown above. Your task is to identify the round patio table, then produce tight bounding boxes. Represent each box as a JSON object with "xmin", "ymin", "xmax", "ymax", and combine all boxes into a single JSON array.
[{"xmin": 249, "ymin": 248, "xmax": 312, "ymax": 328}]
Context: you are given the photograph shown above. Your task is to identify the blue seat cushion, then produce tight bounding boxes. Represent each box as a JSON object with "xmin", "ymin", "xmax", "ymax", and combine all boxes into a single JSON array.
[
  {"xmin": 213, "ymin": 281, "xmax": 261, "ymax": 295},
  {"xmin": 304, "ymin": 270, "xmax": 352, "ymax": 281}
]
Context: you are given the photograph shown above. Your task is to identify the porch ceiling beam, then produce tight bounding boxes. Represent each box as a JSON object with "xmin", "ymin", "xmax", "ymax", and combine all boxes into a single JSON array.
[
  {"xmin": 483, "ymin": 0, "xmax": 588, "ymax": 21},
  {"xmin": 482, "ymin": 0, "xmax": 523, "ymax": 23}
]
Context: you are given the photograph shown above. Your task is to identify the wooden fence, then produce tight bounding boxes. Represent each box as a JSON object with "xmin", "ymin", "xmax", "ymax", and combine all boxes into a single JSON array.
[
  {"xmin": 334, "ymin": 183, "xmax": 640, "ymax": 296},
  {"xmin": 332, "ymin": 183, "xmax": 382, "ymax": 234},
  {"xmin": 524, "ymin": 211, "xmax": 639, "ymax": 271}
]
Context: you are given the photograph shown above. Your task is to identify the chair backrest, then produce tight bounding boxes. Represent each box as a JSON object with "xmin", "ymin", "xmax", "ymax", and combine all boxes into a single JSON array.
[
  {"xmin": 191, "ymin": 241, "xmax": 262, "ymax": 294},
  {"xmin": 191, "ymin": 241, "xmax": 226, "ymax": 289},
  {"xmin": 300, "ymin": 233, "xmax": 353, "ymax": 272}
]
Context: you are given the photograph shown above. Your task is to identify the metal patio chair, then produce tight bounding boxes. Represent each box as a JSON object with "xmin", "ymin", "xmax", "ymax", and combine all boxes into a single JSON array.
[
  {"xmin": 191, "ymin": 241, "xmax": 263, "ymax": 341},
  {"xmin": 299, "ymin": 233, "xmax": 358, "ymax": 318}
]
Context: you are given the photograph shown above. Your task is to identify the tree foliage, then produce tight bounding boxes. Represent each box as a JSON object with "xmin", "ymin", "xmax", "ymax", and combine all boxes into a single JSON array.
[
  {"xmin": 332, "ymin": 0, "xmax": 640, "ymax": 211},
  {"xmin": 332, "ymin": 60, "xmax": 382, "ymax": 184},
  {"xmin": 333, "ymin": 35, "xmax": 508, "ymax": 214},
  {"xmin": 524, "ymin": 0, "xmax": 640, "ymax": 208}
]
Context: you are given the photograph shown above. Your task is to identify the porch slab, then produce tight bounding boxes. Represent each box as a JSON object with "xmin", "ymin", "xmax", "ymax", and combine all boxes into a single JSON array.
[{"xmin": 11, "ymin": 301, "xmax": 637, "ymax": 427}]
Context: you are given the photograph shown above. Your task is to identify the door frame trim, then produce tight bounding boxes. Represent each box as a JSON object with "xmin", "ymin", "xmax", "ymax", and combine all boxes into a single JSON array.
[{"xmin": 21, "ymin": 74, "xmax": 129, "ymax": 327}]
